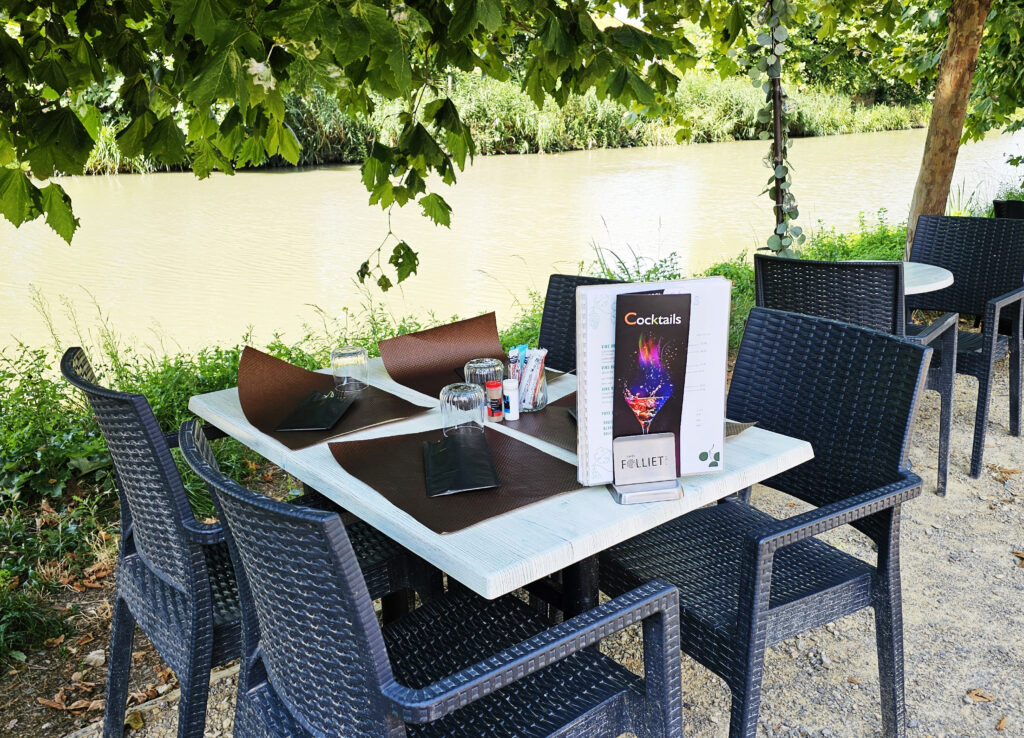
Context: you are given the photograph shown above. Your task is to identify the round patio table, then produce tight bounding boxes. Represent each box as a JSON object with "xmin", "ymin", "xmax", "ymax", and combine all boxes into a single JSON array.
[{"xmin": 903, "ymin": 262, "xmax": 954, "ymax": 294}]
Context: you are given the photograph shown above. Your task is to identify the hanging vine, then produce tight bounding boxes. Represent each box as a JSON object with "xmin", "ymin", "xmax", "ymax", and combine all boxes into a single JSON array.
[{"xmin": 743, "ymin": 0, "xmax": 804, "ymax": 255}]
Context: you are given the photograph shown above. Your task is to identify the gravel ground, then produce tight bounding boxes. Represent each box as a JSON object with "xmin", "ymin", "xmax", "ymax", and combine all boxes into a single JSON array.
[{"xmin": 67, "ymin": 371, "xmax": 1024, "ymax": 738}]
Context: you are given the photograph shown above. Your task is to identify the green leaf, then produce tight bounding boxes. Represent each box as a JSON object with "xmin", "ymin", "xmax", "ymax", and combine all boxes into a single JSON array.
[
  {"xmin": 9, "ymin": 650, "xmax": 26, "ymax": 663},
  {"xmin": 723, "ymin": 4, "xmax": 745, "ymax": 44},
  {"xmin": 169, "ymin": 0, "xmax": 219, "ymax": 45},
  {"xmin": 273, "ymin": 0, "xmax": 339, "ymax": 42},
  {"xmin": 334, "ymin": 13, "xmax": 370, "ymax": 66},
  {"xmin": 419, "ymin": 193, "xmax": 451, "ymax": 227},
  {"xmin": 39, "ymin": 183, "xmax": 79, "ymax": 242},
  {"xmin": 476, "ymin": 0, "xmax": 503, "ymax": 33},
  {"xmin": 388, "ymin": 241, "xmax": 419, "ymax": 282},
  {"xmin": 698, "ymin": 451, "xmax": 709, "ymax": 461},
  {"xmin": 773, "ymin": 25, "xmax": 789, "ymax": 42},
  {"xmin": 449, "ymin": 0, "xmax": 478, "ymax": 40},
  {"xmin": 187, "ymin": 45, "xmax": 245, "ymax": 109},
  {"xmin": 0, "ymin": 167, "xmax": 39, "ymax": 227},
  {"xmin": 774, "ymin": 164, "xmax": 787, "ymax": 178},
  {"xmin": 142, "ymin": 116, "xmax": 187, "ymax": 165},
  {"xmin": 117, "ymin": 110, "xmax": 157, "ymax": 158},
  {"xmin": 361, "ymin": 155, "xmax": 388, "ymax": 191},
  {"xmin": 376, "ymin": 274, "xmax": 393, "ymax": 291},
  {"xmin": 27, "ymin": 107, "xmax": 94, "ymax": 178},
  {"xmin": 277, "ymin": 123, "xmax": 301, "ymax": 165}
]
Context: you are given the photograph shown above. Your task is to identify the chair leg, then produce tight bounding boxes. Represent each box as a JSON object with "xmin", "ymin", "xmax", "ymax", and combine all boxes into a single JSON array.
[
  {"xmin": 1009, "ymin": 331, "xmax": 1021, "ymax": 437},
  {"xmin": 103, "ymin": 596, "xmax": 136, "ymax": 738},
  {"xmin": 727, "ymin": 652, "xmax": 767, "ymax": 738},
  {"xmin": 175, "ymin": 643, "xmax": 215, "ymax": 738},
  {"xmin": 727, "ymin": 609, "xmax": 769, "ymax": 738},
  {"xmin": 970, "ymin": 373, "xmax": 992, "ymax": 478},
  {"xmin": 381, "ymin": 589, "xmax": 414, "ymax": 624},
  {"xmin": 935, "ymin": 381, "xmax": 952, "ymax": 496},
  {"xmin": 874, "ymin": 578, "xmax": 908, "ymax": 737}
]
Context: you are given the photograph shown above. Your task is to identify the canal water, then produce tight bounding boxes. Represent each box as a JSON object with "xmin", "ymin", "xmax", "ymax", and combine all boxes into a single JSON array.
[{"xmin": 2, "ymin": 127, "xmax": 1022, "ymax": 352}]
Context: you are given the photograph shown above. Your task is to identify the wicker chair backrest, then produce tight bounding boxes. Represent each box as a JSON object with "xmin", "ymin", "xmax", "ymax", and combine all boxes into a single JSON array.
[
  {"xmin": 907, "ymin": 215, "xmax": 1024, "ymax": 316},
  {"xmin": 727, "ymin": 309, "xmax": 929, "ymax": 531},
  {"xmin": 538, "ymin": 274, "xmax": 621, "ymax": 372},
  {"xmin": 182, "ymin": 422, "xmax": 396, "ymax": 736},
  {"xmin": 754, "ymin": 254, "xmax": 905, "ymax": 335},
  {"xmin": 61, "ymin": 348, "xmax": 195, "ymax": 590},
  {"xmin": 994, "ymin": 200, "xmax": 1024, "ymax": 219}
]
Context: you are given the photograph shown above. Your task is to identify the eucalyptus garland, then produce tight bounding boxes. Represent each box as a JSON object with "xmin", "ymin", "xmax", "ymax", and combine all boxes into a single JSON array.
[{"xmin": 745, "ymin": 0, "xmax": 805, "ymax": 255}]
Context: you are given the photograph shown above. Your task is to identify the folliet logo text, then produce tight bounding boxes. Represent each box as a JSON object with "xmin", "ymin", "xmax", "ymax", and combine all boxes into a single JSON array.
[{"xmin": 623, "ymin": 312, "xmax": 683, "ymax": 326}]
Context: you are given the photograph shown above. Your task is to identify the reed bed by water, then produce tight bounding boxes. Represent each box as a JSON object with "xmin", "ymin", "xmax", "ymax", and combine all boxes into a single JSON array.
[{"xmin": 82, "ymin": 72, "xmax": 931, "ymax": 174}]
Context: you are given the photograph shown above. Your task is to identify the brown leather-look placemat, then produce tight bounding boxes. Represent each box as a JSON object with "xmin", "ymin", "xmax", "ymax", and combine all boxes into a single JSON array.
[
  {"xmin": 237, "ymin": 347, "xmax": 429, "ymax": 450},
  {"xmin": 329, "ymin": 427, "xmax": 580, "ymax": 534},
  {"xmin": 377, "ymin": 313, "xmax": 506, "ymax": 397},
  {"xmin": 503, "ymin": 392, "xmax": 578, "ymax": 452}
]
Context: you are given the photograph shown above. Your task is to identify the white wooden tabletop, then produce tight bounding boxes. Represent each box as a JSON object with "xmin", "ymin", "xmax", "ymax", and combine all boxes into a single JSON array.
[
  {"xmin": 903, "ymin": 262, "xmax": 954, "ymax": 295},
  {"xmin": 189, "ymin": 359, "xmax": 814, "ymax": 599}
]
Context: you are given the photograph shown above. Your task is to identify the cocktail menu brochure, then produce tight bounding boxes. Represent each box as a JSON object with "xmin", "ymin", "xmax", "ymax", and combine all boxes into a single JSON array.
[{"xmin": 576, "ymin": 278, "xmax": 731, "ymax": 486}]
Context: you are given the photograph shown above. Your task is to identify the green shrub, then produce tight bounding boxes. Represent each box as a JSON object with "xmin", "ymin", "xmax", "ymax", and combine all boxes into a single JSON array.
[
  {"xmin": 0, "ymin": 575, "xmax": 62, "ymax": 664},
  {"xmin": 800, "ymin": 211, "xmax": 906, "ymax": 261}
]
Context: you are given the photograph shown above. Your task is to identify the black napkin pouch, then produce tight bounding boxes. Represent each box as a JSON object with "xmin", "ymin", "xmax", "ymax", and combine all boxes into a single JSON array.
[
  {"xmin": 423, "ymin": 432, "xmax": 501, "ymax": 497},
  {"xmin": 275, "ymin": 390, "xmax": 355, "ymax": 432}
]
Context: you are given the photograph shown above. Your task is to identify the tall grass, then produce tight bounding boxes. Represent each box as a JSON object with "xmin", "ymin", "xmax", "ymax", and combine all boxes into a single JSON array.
[{"xmin": 83, "ymin": 72, "xmax": 931, "ymax": 174}]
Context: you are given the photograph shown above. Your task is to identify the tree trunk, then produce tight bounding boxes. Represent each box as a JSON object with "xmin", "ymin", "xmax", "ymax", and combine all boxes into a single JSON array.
[{"xmin": 905, "ymin": 0, "xmax": 992, "ymax": 255}]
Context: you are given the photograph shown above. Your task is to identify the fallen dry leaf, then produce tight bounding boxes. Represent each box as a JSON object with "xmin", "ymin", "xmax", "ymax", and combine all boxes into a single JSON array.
[
  {"xmin": 68, "ymin": 699, "xmax": 92, "ymax": 711},
  {"xmin": 88, "ymin": 699, "xmax": 104, "ymax": 712},
  {"xmin": 44, "ymin": 634, "xmax": 65, "ymax": 648},
  {"xmin": 996, "ymin": 715, "xmax": 1007, "ymax": 731},
  {"xmin": 993, "ymin": 467, "xmax": 1022, "ymax": 483},
  {"xmin": 966, "ymin": 688, "xmax": 995, "ymax": 703},
  {"xmin": 75, "ymin": 634, "xmax": 94, "ymax": 647},
  {"xmin": 125, "ymin": 712, "xmax": 144, "ymax": 730},
  {"xmin": 848, "ymin": 677, "xmax": 861, "ymax": 685}
]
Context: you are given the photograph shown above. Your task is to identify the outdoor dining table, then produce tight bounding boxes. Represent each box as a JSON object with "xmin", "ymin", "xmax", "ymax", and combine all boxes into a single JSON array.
[
  {"xmin": 849, "ymin": 260, "xmax": 954, "ymax": 294},
  {"xmin": 189, "ymin": 359, "xmax": 814, "ymax": 615}
]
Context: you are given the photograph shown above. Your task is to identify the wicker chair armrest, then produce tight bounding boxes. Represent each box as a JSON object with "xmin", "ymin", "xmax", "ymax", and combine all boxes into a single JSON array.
[
  {"xmin": 987, "ymin": 285, "xmax": 1024, "ymax": 312},
  {"xmin": 747, "ymin": 472, "xmax": 922, "ymax": 556},
  {"xmin": 181, "ymin": 515, "xmax": 225, "ymax": 545},
  {"xmin": 382, "ymin": 580, "xmax": 678, "ymax": 723},
  {"xmin": 165, "ymin": 423, "xmax": 227, "ymax": 450},
  {"xmin": 908, "ymin": 311, "xmax": 958, "ymax": 347}
]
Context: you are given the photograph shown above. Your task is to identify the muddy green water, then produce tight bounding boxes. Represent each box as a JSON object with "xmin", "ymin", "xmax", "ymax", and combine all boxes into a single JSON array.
[{"xmin": 2, "ymin": 127, "xmax": 1022, "ymax": 353}]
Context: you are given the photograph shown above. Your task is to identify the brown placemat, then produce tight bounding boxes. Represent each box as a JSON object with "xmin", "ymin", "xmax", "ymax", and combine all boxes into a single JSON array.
[
  {"xmin": 237, "ymin": 347, "xmax": 429, "ymax": 450},
  {"xmin": 504, "ymin": 392, "xmax": 578, "ymax": 452},
  {"xmin": 329, "ymin": 427, "xmax": 580, "ymax": 534},
  {"xmin": 377, "ymin": 313, "xmax": 506, "ymax": 397}
]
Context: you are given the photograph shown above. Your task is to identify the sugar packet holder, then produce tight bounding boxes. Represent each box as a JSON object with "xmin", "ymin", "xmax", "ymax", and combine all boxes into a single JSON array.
[{"xmin": 508, "ymin": 345, "xmax": 548, "ymax": 412}]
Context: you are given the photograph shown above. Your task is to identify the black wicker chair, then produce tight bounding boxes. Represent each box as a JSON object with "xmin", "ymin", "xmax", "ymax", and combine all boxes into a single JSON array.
[
  {"xmin": 994, "ymin": 199, "xmax": 1024, "ymax": 219},
  {"xmin": 754, "ymin": 253, "xmax": 958, "ymax": 495},
  {"xmin": 538, "ymin": 274, "xmax": 621, "ymax": 372},
  {"xmin": 61, "ymin": 349, "xmax": 436, "ymax": 738},
  {"xmin": 906, "ymin": 215, "xmax": 1024, "ymax": 477},
  {"xmin": 600, "ymin": 308, "xmax": 931, "ymax": 738},
  {"xmin": 178, "ymin": 419, "xmax": 683, "ymax": 738}
]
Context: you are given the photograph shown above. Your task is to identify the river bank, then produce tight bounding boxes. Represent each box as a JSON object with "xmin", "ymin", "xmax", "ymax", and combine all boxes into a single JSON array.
[{"xmin": 85, "ymin": 72, "xmax": 931, "ymax": 175}]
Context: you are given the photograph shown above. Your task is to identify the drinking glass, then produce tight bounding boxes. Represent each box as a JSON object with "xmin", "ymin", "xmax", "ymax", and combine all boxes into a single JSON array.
[
  {"xmin": 463, "ymin": 357, "xmax": 504, "ymax": 389},
  {"xmin": 331, "ymin": 346, "xmax": 368, "ymax": 396},
  {"xmin": 440, "ymin": 383, "xmax": 485, "ymax": 436}
]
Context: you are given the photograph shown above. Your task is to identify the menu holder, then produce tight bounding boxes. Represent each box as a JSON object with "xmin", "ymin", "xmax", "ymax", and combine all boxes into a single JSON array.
[{"xmin": 423, "ymin": 433, "xmax": 500, "ymax": 497}]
